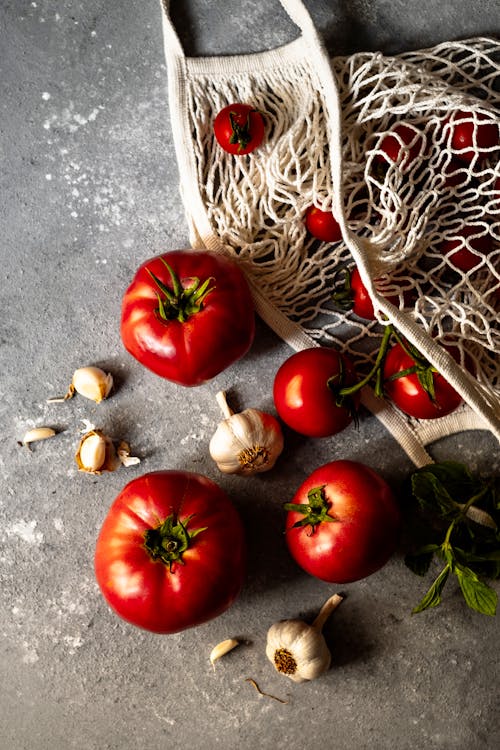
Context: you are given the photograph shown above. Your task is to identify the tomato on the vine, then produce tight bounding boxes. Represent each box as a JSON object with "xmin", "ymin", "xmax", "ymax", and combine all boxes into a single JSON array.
[
  {"xmin": 121, "ymin": 250, "xmax": 255, "ymax": 386},
  {"xmin": 273, "ymin": 347, "xmax": 359, "ymax": 438},
  {"xmin": 375, "ymin": 123, "xmax": 425, "ymax": 171},
  {"xmin": 284, "ymin": 460, "xmax": 401, "ymax": 583},
  {"xmin": 439, "ymin": 225, "xmax": 493, "ymax": 272},
  {"xmin": 383, "ymin": 341, "xmax": 464, "ymax": 420},
  {"xmin": 94, "ymin": 470, "xmax": 246, "ymax": 634},
  {"xmin": 305, "ymin": 206, "xmax": 342, "ymax": 243},
  {"xmin": 213, "ymin": 103, "xmax": 265, "ymax": 155},
  {"xmin": 447, "ymin": 110, "xmax": 499, "ymax": 163}
]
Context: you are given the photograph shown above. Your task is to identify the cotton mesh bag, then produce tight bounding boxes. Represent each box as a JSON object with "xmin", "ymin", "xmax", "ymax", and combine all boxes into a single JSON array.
[{"xmin": 159, "ymin": 0, "xmax": 500, "ymax": 466}]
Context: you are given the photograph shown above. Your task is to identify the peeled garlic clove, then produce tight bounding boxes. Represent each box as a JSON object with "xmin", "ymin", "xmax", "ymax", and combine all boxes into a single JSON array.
[
  {"xmin": 19, "ymin": 427, "xmax": 56, "ymax": 447},
  {"xmin": 209, "ymin": 638, "xmax": 240, "ymax": 668},
  {"xmin": 209, "ymin": 391, "xmax": 284, "ymax": 476},
  {"xmin": 75, "ymin": 430, "xmax": 116, "ymax": 474},
  {"xmin": 71, "ymin": 366, "xmax": 113, "ymax": 403}
]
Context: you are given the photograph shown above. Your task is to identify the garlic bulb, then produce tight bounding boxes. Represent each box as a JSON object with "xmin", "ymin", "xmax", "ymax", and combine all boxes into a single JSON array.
[
  {"xmin": 48, "ymin": 366, "xmax": 113, "ymax": 403},
  {"xmin": 266, "ymin": 593, "xmax": 343, "ymax": 683},
  {"xmin": 209, "ymin": 391, "xmax": 284, "ymax": 476}
]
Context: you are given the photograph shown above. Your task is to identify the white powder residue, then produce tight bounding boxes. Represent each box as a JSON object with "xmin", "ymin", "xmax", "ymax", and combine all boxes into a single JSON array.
[{"xmin": 5, "ymin": 520, "xmax": 44, "ymax": 545}]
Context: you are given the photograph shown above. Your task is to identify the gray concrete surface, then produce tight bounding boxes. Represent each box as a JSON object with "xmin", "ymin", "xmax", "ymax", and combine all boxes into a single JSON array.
[{"xmin": 1, "ymin": 1, "xmax": 499, "ymax": 749}]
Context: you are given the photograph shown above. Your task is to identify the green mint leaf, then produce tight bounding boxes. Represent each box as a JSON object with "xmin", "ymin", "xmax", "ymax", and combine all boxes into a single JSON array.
[
  {"xmin": 412, "ymin": 565, "xmax": 450, "ymax": 614},
  {"xmin": 456, "ymin": 566, "xmax": 498, "ymax": 616},
  {"xmin": 404, "ymin": 545, "xmax": 440, "ymax": 576},
  {"xmin": 411, "ymin": 472, "xmax": 458, "ymax": 518}
]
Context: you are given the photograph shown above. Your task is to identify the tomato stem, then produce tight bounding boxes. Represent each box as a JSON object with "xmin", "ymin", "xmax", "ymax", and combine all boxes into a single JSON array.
[
  {"xmin": 146, "ymin": 258, "xmax": 215, "ymax": 324},
  {"xmin": 143, "ymin": 513, "xmax": 207, "ymax": 570},
  {"xmin": 229, "ymin": 110, "xmax": 255, "ymax": 152},
  {"xmin": 284, "ymin": 485, "xmax": 337, "ymax": 533}
]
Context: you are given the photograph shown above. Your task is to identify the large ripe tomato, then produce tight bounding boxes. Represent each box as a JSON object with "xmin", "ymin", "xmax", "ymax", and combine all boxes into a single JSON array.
[
  {"xmin": 284, "ymin": 460, "xmax": 401, "ymax": 583},
  {"xmin": 94, "ymin": 470, "xmax": 246, "ymax": 634},
  {"xmin": 383, "ymin": 341, "xmax": 463, "ymax": 420},
  {"xmin": 447, "ymin": 110, "xmax": 499, "ymax": 163},
  {"xmin": 273, "ymin": 347, "xmax": 360, "ymax": 438},
  {"xmin": 439, "ymin": 225, "xmax": 493, "ymax": 272},
  {"xmin": 213, "ymin": 103, "xmax": 265, "ymax": 155},
  {"xmin": 375, "ymin": 123, "xmax": 425, "ymax": 171},
  {"xmin": 304, "ymin": 206, "xmax": 342, "ymax": 243},
  {"xmin": 121, "ymin": 250, "xmax": 255, "ymax": 386}
]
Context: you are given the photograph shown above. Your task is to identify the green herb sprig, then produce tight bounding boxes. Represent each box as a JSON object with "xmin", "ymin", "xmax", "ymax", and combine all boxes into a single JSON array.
[{"xmin": 403, "ymin": 461, "xmax": 500, "ymax": 616}]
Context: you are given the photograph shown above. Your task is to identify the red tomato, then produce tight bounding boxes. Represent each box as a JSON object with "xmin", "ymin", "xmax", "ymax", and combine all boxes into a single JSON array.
[
  {"xmin": 383, "ymin": 342, "xmax": 463, "ymax": 420},
  {"xmin": 94, "ymin": 470, "xmax": 246, "ymax": 634},
  {"xmin": 273, "ymin": 347, "xmax": 360, "ymax": 438},
  {"xmin": 213, "ymin": 103, "xmax": 265, "ymax": 155},
  {"xmin": 284, "ymin": 460, "xmax": 401, "ymax": 583},
  {"xmin": 121, "ymin": 250, "xmax": 255, "ymax": 386},
  {"xmin": 376, "ymin": 123, "xmax": 425, "ymax": 171},
  {"xmin": 448, "ymin": 110, "xmax": 499, "ymax": 163},
  {"xmin": 349, "ymin": 268, "xmax": 412, "ymax": 320},
  {"xmin": 439, "ymin": 226, "xmax": 493, "ymax": 272},
  {"xmin": 305, "ymin": 206, "xmax": 342, "ymax": 243}
]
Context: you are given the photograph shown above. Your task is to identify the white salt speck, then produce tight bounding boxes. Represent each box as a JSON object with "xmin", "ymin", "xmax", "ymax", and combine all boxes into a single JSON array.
[
  {"xmin": 31, "ymin": 2, "xmax": 37, "ymax": 7},
  {"xmin": 45, "ymin": 174, "xmax": 52, "ymax": 181},
  {"xmin": 72, "ymin": 188, "xmax": 79, "ymax": 197},
  {"xmin": 70, "ymin": 211, "xmax": 79, "ymax": 218},
  {"xmin": 53, "ymin": 518, "xmax": 64, "ymax": 532},
  {"xmin": 91, "ymin": 30, "xmax": 97, "ymax": 37},
  {"xmin": 42, "ymin": 92, "xmax": 51, "ymax": 101}
]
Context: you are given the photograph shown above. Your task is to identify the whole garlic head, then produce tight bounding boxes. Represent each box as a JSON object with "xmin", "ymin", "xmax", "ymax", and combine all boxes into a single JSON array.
[
  {"xmin": 266, "ymin": 593, "xmax": 343, "ymax": 683},
  {"xmin": 209, "ymin": 391, "xmax": 284, "ymax": 476}
]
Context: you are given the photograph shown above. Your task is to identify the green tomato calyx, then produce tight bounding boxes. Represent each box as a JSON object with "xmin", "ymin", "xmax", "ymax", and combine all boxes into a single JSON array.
[
  {"xmin": 143, "ymin": 513, "xmax": 207, "ymax": 570},
  {"xmin": 147, "ymin": 257, "xmax": 215, "ymax": 324},
  {"xmin": 284, "ymin": 485, "xmax": 338, "ymax": 533}
]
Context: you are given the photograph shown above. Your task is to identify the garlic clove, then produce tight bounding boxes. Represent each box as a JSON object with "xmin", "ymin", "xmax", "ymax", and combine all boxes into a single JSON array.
[
  {"xmin": 209, "ymin": 391, "xmax": 284, "ymax": 476},
  {"xmin": 75, "ymin": 430, "xmax": 116, "ymax": 474},
  {"xmin": 19, "ymin": 426, "xmax": 57, "ymax": 447},
  {"xmin": 71, "ymin": 366, "xmax": 113, "ymax": 403},
  {"xmin": 209, "ymin": 638, "xmax": 240, "ymax": 668}
]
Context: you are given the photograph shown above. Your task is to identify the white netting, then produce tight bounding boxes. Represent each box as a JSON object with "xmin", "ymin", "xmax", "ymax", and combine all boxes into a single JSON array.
[{"xmin": 181, "ymin": 37, "xmax": 499, "ymax": 431}]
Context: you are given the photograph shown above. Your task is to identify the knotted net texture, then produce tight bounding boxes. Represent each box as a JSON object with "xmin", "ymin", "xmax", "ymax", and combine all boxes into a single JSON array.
[{"xmin": 184, "ymin": 37, "xmax": 500, "ymax": 431}]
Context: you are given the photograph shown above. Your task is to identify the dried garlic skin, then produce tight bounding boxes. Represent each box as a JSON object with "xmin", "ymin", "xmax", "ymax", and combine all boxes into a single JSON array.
[
  {"xmin": 265, "ymin": 619, "xmax": 331, "ymax": 683},
  {"xmin": 72, "ymin": 366, "xmax": 113, "ymax": 403},
  {"xmin": 210, "ymin": 406, "xmax": 284, "ymax": 476},
  {"xmin": 20, "ymin": 427, "xmax": 56, "ymax": 446}
]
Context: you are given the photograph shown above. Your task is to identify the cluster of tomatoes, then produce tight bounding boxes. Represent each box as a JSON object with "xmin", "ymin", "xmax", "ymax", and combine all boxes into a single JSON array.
[{"xmin": 94, "ymin": 102, "xmax": 497, "ymax": 636}]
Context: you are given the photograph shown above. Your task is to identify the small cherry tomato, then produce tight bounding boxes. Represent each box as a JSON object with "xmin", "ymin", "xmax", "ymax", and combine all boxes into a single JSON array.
[
  {"xmin": 383, "ymin": 342, "xmax": 463, "ymax": 420},
  {"xmin": 284, "ymin": 460, "xmax": 401, "ymax": 584},
  {"xmin": 375, "ymin": 123, "xmax": 425, "ymax": 171},
  {"xmin": 273, "ymin": 347, "xmax": 360, "ymax": 438},
  {"xmin": 439, "ymin": 226, "xmax": 493, "ymax": 272},
  {"xmin": 305, "ymin": 206, "xmax": 342, "ymax": 243},
  {"xmin": 447, "ymin": 110, "xmax": 499, "ymax": 163},
  {"xmin": 213, "ymin": 103, "xmax": 265, "ymax": 155},
  {"xmin": 332, "ymin": 267, "xmax": 412, "ymax": 321}
]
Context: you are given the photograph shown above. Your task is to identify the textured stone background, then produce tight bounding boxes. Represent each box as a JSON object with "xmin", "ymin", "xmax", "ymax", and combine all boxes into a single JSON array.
[{"xmin": 1, "ymin": 2, "xmax": 499, "ymax": 749}]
